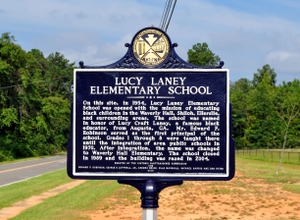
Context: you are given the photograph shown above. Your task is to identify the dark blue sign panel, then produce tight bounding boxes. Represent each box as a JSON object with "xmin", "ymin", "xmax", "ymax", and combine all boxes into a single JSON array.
[{"xmin": 68, "ymin": 69, "xmax": 234, "ymax": 180}]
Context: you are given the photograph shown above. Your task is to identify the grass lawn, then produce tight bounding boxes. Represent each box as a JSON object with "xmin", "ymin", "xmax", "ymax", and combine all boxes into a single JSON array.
[
  {"xmin": 236, "ymin": 157, "xmax": 300, "ymax": 194},
  {"xmin": 10, "ymin": 180, "xmax": 122, "ymax": 220},
  {"xmin": 0, "ymin": 168, "xmax": 72, "ymax": 210}
]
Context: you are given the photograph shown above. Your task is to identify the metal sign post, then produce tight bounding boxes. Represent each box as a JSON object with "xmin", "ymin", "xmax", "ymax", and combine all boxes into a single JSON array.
[
  {"xmin": 67, "ymin": 27, "xmax": 235, "ymax": 220},
  {"xmin": 118, "ymin": 179, "xmax": 183, "ymax": 220},
  {"xmin": 143, "ymin": 209, "xmax": 157, "ymax": 220}
]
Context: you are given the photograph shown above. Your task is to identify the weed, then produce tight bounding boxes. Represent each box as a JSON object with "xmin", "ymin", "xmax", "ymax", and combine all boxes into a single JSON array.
[
  {"xmin": 240, "ymin": 210, "xmax": 252, "ymax": 216},
  {"xmin": 267, "ymin": 203, "xmax": 277, "ymax": 208},
  {"xmin": 288, "ymin": 201, "xmax": 299, "ymax": 206},
  {"xmin": 282, "ymin": 184, "xmax": 300, "ymax": 194}
]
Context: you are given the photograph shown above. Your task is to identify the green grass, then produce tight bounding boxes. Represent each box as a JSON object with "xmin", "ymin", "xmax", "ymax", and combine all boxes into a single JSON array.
[
  {"xmin": 10, "ymin": 180, "xmax": 122, "ymax": 220},
  {"xmin": 236, "ymin": 158, "xmax": 300, "ymax": 192},
  {"xmin": 0, "ymin": 168, "xmax": 72, "ymax": 209},
  {"xmin": 237, "ymin": 158, "xmax": 300, "ymax": 178},
  {"xmin": 282, "ymin": 184, "xmax": 300, "ymax": 194}
]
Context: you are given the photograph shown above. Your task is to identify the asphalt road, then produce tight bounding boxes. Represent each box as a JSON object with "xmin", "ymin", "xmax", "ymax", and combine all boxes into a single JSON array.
[{"xmin": 0, "ymin": 154, "xmax": 67, "ymax": 187}]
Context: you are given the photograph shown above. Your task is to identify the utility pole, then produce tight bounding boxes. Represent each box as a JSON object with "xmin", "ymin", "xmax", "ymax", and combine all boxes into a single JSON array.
[{"xmin": 159, "ymin": 0, "xmax": 177, "ymax": 32}]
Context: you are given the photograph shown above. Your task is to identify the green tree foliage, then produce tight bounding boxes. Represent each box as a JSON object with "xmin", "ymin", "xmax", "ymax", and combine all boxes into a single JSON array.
[
  {"xmin": 252, "ymin": 64, "xmax": 277, "ymax": 87},
  {"xmin": 231, "ymin": 64, "xmax": 300, "ymax": 149},
  {"xmin": 274, "ymin": 80, "xmax": 300, "ymax": 174},
  {"xmin": 230, "ymin": 78, "xmax": 252, "ymax": 147},
  {"xmin": 0, "ymin": 33, "xmax": 74, "ymax": 161},
  {"xmin": 247, "ymin": 72, "xmax": 277, "ymax": 148},
  {"xmin": 187, "ymin": 42, "xmax": 221, "ymax": 66},
  {"xmin": 274, "ymin": 80, "xmax": 300, "ymax": 147}
]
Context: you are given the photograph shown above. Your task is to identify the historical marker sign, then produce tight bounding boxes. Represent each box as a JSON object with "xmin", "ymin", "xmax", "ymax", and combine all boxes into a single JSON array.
[
  {"xmin": 68, "ymin": 68, "xmax": 234, "ymax": 180},
  {"xmin": 67, "ymin": 27, "xmax": 234, "ymax": 181}
]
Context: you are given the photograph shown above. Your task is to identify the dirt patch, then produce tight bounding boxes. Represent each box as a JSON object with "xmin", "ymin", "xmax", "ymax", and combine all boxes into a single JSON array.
[
  {"xmin": 85, "ymin": 173, "xmax": 300, "ymax": 220},
  {"xmin": 0, "ymin": 180, "xmax": 86, "ymax": 220}
]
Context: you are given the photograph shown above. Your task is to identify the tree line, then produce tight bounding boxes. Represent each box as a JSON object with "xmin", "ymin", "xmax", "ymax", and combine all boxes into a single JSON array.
[
  {"xmin": 0, "ymin": 35, "xmax": 299, "ymax": 162},
  {"xmin": 0, "ymin": 33, "xmax": 74, "ymax": 161},
  {"xmin": 230, "ymin": 65, "xmax": 300, "ymax": 149}
]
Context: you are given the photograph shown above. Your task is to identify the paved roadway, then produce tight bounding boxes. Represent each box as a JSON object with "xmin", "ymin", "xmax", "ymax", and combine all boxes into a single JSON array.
[{"xmin": 0, "ymin": 155, "xmax": 67, "ymax": 187}]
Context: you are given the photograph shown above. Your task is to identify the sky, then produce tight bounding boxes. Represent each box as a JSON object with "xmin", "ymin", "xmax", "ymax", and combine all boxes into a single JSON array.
[{"xmin": 1, "ymin": 0, "xmax": 300, "ymax": 84}]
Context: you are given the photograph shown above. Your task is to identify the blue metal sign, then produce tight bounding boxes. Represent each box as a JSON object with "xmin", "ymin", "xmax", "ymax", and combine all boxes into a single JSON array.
[{"xmin": 67, "ymin": 27, "xmax": 234, "ymax": 181}]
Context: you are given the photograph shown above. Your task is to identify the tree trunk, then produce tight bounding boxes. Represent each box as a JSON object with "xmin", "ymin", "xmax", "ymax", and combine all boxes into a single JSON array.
[
  {"xmin": 276, "ymin": 121, "xmax": 289, "ymax": 176},
  {"xmin": 276, "ymin": 102, "xmax": 299, "ymax": 176}
]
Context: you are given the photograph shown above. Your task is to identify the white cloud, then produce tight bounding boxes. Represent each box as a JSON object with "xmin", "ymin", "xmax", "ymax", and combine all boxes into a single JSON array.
[
  {"xmin": 59, "ymin": 33, "xmax": 132, "ymax": 67},
  {"xmin": 264, "ymin": 48, "xmax": 300, "ymax": 84},
  {"xmin": 266, "ymin": 51, "xmax": 298, "ymax": 62},
  {"xmin": 61, "ymin": 46, "xmax": 98, "ymax": 66},
  {"xmin": 0, "ymin": 0, "xmax": 161, "ymax": 33},
  {"xmin": 265, "ymin": 50, "xmax": 300, "ymax": 72}
]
